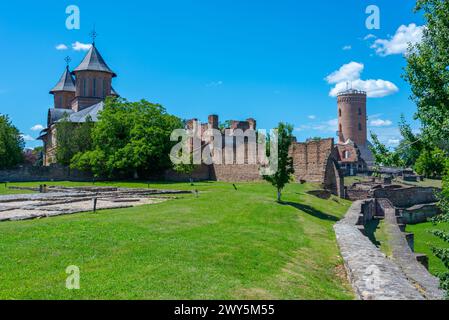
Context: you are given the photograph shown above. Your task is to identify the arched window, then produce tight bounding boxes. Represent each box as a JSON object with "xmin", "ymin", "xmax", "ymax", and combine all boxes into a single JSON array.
[
  {"xmin": 339, "ymin": 109, "xmax": 342, "ymax": 117},
  {"xmin": 344, "ymin": 150, "xmax": 350, "ymax": 159},
  {"xmin": 358, "ymin": 108, "xmax": 362, "ymax": 115},
  {"xmin": 83, "ymin": 78, "xmax": 86, "ymax": 96},
  {"xmin": 359, "ymin": 123, "xmax": 362, "ymax": 131}
]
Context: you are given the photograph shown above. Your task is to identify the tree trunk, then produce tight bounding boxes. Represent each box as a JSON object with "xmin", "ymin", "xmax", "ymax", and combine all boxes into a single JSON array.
[{"xmin": 277, "ymin": 189, "xmax": 282, "ymax": 202}]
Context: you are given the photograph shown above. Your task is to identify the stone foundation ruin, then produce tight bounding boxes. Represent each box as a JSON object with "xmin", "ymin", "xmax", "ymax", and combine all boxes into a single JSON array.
[{"xmin": 0, "ymin": 186, "xmax": 190, "ymax": 222}]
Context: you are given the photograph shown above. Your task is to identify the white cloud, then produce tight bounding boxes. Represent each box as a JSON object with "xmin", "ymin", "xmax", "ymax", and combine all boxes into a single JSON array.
[
  {"xmin": 388, "ymin": 139, "xmax": 400, "ymax": 146},
  {"xmin": 329, "ymin": 79, "xmax": 398, "ymax": 98},
  {"xmin": 342, "ymin": 45, "xmax": 352, "ymax": 51},
  {"xmin": 369, "ymin": 119, "xmax": 393, "ymax": 127},
  {"xmin": 326, "ymin": 62, "xmax": 399, "ymax": 98},
  {"xmin": 296, "ymin": 119, "xmax": 338, "ymax": 133},
  {"xmin": 325, "ymin": 62, "xmax": 364, "ymax": 84},
  {"xmin": 206, "ymin": 81, "xmax": 223, "ymax": 87},
  {"xmin": 72, "ymin": 41, "xmax": 92, "ymax": 51},
  {"xmin": 20, "ymin": 134, "xmax": 35, "ymax": 142},
  {"xmin": 364, "ymin": 34, "xmax": 377, "ymax": 40},
  {"xmin": 56, "ymin": 44, "xmax": 68, "ymax": 50},
  {"xmin": 31, "ymin": 124, "xmax": 44, "ymax": 131},
  {"xmin": 307, "ymin": 115, "xmax": 316, "ymax": 120},
  {"xmin": 370, "ymin": 24, "xmax": 424, "ymax": 56}
]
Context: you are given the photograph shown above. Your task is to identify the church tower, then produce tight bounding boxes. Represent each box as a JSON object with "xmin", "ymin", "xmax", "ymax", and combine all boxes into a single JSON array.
[
  {"xmin": 71, "ymin": 39, "xmax": 117, "ymax": 112},
  {"xmin": 49, "ymin": 62, "xmax": 76, "ymax": 109}
]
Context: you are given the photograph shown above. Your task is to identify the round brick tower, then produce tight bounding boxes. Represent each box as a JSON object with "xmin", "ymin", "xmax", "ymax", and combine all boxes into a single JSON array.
[{"xmin": 337, "ymin": 89, "xmax": 367, "ymax": 147}]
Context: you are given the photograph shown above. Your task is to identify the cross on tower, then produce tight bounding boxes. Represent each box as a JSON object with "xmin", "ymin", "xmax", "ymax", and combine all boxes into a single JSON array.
[
  {"xmin": 90, "ymin": 27, "xmax": 98, "ymax": 44},
  {"xmin": 64, "ymin": 56, "xmax": 71, "ymax": 67}
]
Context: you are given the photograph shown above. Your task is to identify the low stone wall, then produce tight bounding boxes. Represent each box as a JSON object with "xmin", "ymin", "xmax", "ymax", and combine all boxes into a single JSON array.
[
  {"xmin": 334, "ymin": 200, "xmax": 444, "ymax": 300},
  {"xmin": 0, "ymin": 165, "xmax": 92, "ymax": 182},
  {"xmin": 372, "ymin": 186, "xmax": 439, "ymax": 208},
  {"xmin": 379, "ymin": 199, "xmax": 444, "ymax": 300},
  {"xmin": 400, "ymin": 203, "xmax": 441, "ymax": 225}
]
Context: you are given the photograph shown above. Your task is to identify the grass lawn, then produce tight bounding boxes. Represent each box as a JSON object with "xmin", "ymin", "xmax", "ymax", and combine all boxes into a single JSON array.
[
  {"xmin": 395, "ymin": 179, "xmax": 442, "ymax": 189},
  {"xmin": 0, "ymin": 182, "xmax": 35, "ymax": 195},
  {"xmin": 0, "ymin": 181, "xmax": 354, "ymax": 300},
  {"xmin": 407, "ymin": 222, "xmax": 449, "ymax": 276},
  {"xmin": 365, "ymin": 218, "xmax": 392, "ymax": 257}
]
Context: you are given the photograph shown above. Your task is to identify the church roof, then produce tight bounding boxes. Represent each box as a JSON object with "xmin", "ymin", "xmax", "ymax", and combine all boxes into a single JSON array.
[
  {"xmin": 49, "ymin": 66, "xmax": 76, "ymax": 94},
  {"xmin": 72, "ymin": 44, "xmax": 116, "ymax": 77},
  {"xmin": 48, "ymin": 108, "xmax": 75, "ymax": 126},
  {"xmin": 61, "ymin": 101, "xmax": 104, "ymax": 123}
]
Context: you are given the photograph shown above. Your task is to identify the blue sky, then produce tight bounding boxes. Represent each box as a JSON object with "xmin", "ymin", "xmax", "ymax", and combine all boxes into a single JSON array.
[{"xmin": 0, "ymin": 0, "xmax": 425, "ymax": 148}]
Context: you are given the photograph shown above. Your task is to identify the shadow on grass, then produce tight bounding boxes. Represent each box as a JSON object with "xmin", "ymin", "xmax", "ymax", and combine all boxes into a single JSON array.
[
  {"xmin": 282, "ymin": 202, "xmax": 340, "ymax": 222},
  {"xmin": 364, "ymin": 219, "xmax": 381, "ymax": 247}
]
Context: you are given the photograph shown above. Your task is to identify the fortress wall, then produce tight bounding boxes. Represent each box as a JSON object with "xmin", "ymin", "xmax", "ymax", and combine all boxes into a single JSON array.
[{"xmin": 335, "ymin": 200, "xmax": 435, "ymax": 300}]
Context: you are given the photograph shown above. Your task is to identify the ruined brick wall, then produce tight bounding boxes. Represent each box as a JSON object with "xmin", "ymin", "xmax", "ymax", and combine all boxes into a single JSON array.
[
  {"xmin": 209, "ymin": 164, "xmax": 261, "ymax": 182},
  {"xmin": 290, "ymin": 138, "xmax": 342, "ymax": 196}
]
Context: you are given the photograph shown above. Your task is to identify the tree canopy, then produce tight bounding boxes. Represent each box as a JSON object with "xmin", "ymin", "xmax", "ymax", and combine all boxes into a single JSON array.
[
  {"xmin": 263, "ymin": 123, "xmax": 295, "ymax": 202},
  {"xmin": 0, "ymin": 114, "xmax": 24, "ymax": 169},
  {"xmin": 71, "ymin": 98, "xmax": 183, "ymax": 179}
]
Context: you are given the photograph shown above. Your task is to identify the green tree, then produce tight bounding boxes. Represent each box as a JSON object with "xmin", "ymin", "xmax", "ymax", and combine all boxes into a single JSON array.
[
  {"xmin": 263, "ymin": 123, "xmax": 295, "ymax": 202},
  {"xmin": 0, "ymin": 114, "xmax": 24, "ymax": 169},
  {"xmin": 403, "ymin": 0, "xmax": 449, "ymax": 143},
  {"xmin": 414, "ymin": 147, "xmax": 447, "ymax": 178},
  {"xmin": 55, "ymin": 115, "xmax": 94, "ymax": 166},
  {"xmin": 403, "ymin": 0, "xmax": 449, "ymax": 296},
  {"xmin": 396, "ymin": 115, "xmax": 423, "ymax": 167},
  {"xmin": 369, "ymin": 132, "xmax": 404, "ymax": 168},
  {"xmin": 71, "ymin": 98, "xmax": 183, "ymax": 179}
]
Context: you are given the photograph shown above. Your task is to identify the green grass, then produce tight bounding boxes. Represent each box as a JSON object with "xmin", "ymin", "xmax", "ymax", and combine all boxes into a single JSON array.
[
  {"xmin": 0, "ymin": 181, "xmax": 354, "ymax": 300},
  {"xmin": 397, "ymin": 178, "xmax": 442, "ymax": 189},
  {"xmin": 344, "ymin": 176, "xmax": 367, "ymax": 187},
  {"xmin": 407, "ymin": 222, "xmax": 449, "ymax": 275},
  {"xmin": 0, "ymin": 183, "xmax": 35, "ymax": 195},
  {"xmin": 365, "ymin": 218, "xmax": 392, "ymax": 257}
]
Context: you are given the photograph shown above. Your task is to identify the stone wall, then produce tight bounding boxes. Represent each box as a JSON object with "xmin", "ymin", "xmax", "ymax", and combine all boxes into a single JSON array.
[
  {"xmin": 290, "ymin": 138, "xmax": 343, "ymax": 197},
  {"xmin": 209, "ymin": 164, "xmax": 261, "ymax": 182},
  {"xmin": 372, "ymin": 186, "xmax": 438, "ymax": 208},
  {"xmin": 334, "ymin": 200, "xmax": 444, "ymax": 300},
  {"xmin": 0, "ymin": 164, "xmax": 92, "ymax": 182}
]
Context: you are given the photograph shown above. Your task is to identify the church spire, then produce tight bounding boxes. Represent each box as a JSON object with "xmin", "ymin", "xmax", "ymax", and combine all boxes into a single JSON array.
[
  {"xmin": 49, "ymin": 57, "xmax": 76, "ymax": 94},
  {"xmin": 72, "ymin": 42, "xmax": 116, "ymax": 77}
]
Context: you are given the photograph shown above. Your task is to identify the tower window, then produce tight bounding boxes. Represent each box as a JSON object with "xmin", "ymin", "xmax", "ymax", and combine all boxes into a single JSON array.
[
  {"xmin": 359, "ymin": 123, "xmax": 362, "ymax": 131},
  {"xmin": 83, "ymin": 79, "xmax": 86, "ymax": 96},
  {"xmin": 344, "ymin": 150, "xmax": 350, "ymax": 159},
  {"xmin": 358, "ymin": 108, "xmax": 362, "ymax": 115},
  {"xmin": 339, "ymin": 109, "xmax": 342, "ymax": 117},
  {"xmin": 93, "ymin": 78, "xmax": 97, "ymax": 97}
]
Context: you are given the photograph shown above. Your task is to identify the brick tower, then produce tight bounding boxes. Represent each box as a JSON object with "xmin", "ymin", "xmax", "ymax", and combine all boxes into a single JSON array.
[
  {"xmin": 337, "ymin": 89, "xmax": 367, "ymax": 147},
  {"xmin": 335, "ymin": 89, "xmax": 373, "ymax": 173}
]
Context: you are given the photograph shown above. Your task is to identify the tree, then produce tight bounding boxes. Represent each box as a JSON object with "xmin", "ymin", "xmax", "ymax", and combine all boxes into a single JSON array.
[
  {"xmin": 71, "ymin": 98, "xmax": 183, "ymax": 179},
  {"xmin": 396, "ymin": 115, "xmax": 423, "ymax": 167},
  {"xmin": 403, "ymin": 0, "xmax": 449, "ymax": 296},
  {"xmin": 369, "ymin": 132, "xmax": 404, "ymax": 168},
  {"xmin": 414, "ymin": 147, "xmax": 447, "ymax": 178},
  {"xmin": 55, "ymin": 115, "xmax": 94, "ymax": 166},
  {"xmin": 263, "ymin": 123, "xmax": 295, "ymax": 202},
  {"xmin": 403, "ymin": 0, "xmax": 449, "ymax": 143},
  {"xmin": 0, "ymin": 114, "xmax": 24, "ymax": 169}
]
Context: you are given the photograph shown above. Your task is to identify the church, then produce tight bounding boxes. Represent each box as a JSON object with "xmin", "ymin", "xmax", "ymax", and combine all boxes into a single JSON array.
[{"xmin": 38, "ymin": 40, "xmax": 118, "ymax": 166}]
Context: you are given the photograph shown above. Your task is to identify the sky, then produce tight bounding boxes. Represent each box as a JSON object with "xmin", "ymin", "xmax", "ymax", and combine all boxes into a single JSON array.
[{"xmin": 0, "ymin": 0, "xmax": 425, "ymax": 149}]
